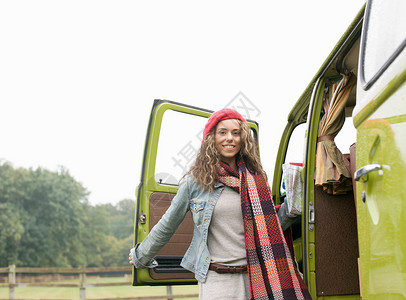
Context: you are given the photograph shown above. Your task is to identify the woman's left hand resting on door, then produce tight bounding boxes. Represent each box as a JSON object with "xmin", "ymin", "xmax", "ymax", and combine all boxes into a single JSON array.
[{"xmin": 128, "ymin": 252, "xmax": 134, "ymax": 265}]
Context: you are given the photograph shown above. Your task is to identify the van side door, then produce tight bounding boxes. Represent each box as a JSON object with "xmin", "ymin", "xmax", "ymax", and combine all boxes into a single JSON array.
[{"xmin": 354, "ymin": 0, "xmax": 406, "ymax": 298}]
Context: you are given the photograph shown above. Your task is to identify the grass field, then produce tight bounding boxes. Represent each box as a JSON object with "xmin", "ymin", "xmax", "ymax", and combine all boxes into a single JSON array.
[{"xmin": 0, "ymin": 276, "xmax": 199, "ymax": 299}]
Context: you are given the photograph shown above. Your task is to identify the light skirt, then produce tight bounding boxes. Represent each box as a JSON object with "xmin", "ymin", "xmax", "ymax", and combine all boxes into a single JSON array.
[{"xmin": 198, "ymin": 270, "xmax": 250, "ymax": 300}]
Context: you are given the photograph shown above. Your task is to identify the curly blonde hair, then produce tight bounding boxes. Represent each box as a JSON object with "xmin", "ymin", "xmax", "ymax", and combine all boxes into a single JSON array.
[{"xmin": 186, "ymin": 120, "xmax": 265, "ymax": 191}]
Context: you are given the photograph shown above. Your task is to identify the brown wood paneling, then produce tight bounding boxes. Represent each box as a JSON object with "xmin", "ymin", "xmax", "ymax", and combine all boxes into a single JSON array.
[
  {"xmin": 149, "ymin": 192, "xmax": 194, "ymax": 280},
  {"xmin": 149, "ymin": 269, "xmax": 195, "ymax": 280},
  {"xmin": 149, "ymin": 192, "xmax": 193, "ymax": 256},
  {"xmin": 314, "ymin": 185, "xmax": 360, "ymax": 296}
]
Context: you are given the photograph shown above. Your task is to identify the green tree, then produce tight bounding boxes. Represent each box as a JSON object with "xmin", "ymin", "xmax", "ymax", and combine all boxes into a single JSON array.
[
  {"xmin": 81, "ymin": 200, "xmax": 135, "ymax": 267},
  {"xmin": 20, "ymin": 166, "xmax": 89, "ymax": 267},
  {"xmin": 79, "ymin": 203, "xmax": 111, "ymax": 267},
  {"xmin": 0, "ymin": 162, "xmax": 89, "ymax": 267},
  {"xmin": 0, "ymin": 203, "xmax": 25, "ymax": 266},
  {"xmin": 110, "ymin": 199, "xmax": 136, "ymax": 240},
  {"xmin": 0, "ymin": 161, "xmax": 136, "ymax": 268},
  {"xmin": 0, "ymin": 162, "xmax": 29, "ymax": 266},
  {"xmin": 102, "ymin": 234, "xmax": 133, "ymax": 267}
]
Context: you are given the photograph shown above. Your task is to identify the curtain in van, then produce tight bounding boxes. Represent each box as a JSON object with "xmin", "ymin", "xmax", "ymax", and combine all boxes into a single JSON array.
[{"xmin": 315, "ymin": 73, "xmax": 356, "ymax": 194}]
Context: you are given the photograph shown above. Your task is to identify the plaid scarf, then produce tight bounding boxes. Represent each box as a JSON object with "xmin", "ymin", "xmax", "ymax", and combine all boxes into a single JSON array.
[{"xmin": 218, "ymin": 159, "xmax": 311, "ymax": 300}]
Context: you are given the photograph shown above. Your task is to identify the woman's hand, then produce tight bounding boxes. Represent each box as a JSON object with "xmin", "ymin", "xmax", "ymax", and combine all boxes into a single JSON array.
[{"xmin": 129, "ymin": 252, "xmax": 134, "ymax": 265}]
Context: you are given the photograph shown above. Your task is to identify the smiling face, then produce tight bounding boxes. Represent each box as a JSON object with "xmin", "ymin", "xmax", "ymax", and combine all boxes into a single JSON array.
[{"xmin": 215, "ymin": 119, "xmax": 242, "ymax": 169}]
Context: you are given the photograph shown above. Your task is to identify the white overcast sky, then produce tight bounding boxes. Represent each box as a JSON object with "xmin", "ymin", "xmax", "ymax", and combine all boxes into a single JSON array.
[{"xmin": 1, "ymin": 1, "xmax": 365, "ymax": 205}]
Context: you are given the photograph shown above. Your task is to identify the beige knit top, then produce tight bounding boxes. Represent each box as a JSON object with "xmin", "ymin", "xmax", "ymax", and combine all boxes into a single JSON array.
[{"xmin": 207, "ymin": 185, "xmax": 247, "ymax": 266}]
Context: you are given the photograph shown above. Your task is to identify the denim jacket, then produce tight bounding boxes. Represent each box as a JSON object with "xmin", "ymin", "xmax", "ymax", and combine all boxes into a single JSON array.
[{"xmin": 130, "ymin": 175, "xmax": 224, "ymax": 282}]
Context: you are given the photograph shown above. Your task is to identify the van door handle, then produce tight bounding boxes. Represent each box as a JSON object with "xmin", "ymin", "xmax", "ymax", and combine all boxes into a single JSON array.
[{"xmin": 354, "ymin": 164, "xmax": 382, "ymax": 182}]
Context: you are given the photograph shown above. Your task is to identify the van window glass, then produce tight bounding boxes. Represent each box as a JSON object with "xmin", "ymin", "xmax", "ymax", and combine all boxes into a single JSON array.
[
  {"xmin": 362, "ymin": 0, "xmax": 406, "ymax": 84},
  {"xmin": 334, "ymin": 116, "xmax": 356, "ymax": 155},
  {"xmin": 155, "ymin": 110, "xmax": 207, "ymax": 185},
  {"xmin": 284, "ymin": 123, "xmax": 307, "ymax": 165},
  {"xmin": 280, "ymin": 123, "xmax": 306, "ymax": 197}
]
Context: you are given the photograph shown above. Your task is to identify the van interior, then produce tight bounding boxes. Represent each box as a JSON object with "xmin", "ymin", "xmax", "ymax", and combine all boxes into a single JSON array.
[
  {"xmin": 281, "ymin": 32, "xmax": 362, "ymax": 297},
  {"xmin": 314, "ymin": 37, "xmax": 360, "ymax": 297}
]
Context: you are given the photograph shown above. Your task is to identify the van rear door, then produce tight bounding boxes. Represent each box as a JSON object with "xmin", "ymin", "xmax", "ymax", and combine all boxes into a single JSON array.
[
  {"xmin": 354, "ymin": 0, "xmax": 406, "ymax": 298},
  {"xmin": 132, "ymin": 100, "xmax": 259, "ymax": 286}
]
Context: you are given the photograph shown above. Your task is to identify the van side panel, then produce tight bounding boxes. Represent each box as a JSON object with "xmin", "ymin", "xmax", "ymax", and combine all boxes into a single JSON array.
[
  {"xmin": 354, "ymin": 2, "xmax": 406, "ymax": 294},
  {"xmin": 355, "ymin": 80, "xmax": 406, "ymax": 299}
]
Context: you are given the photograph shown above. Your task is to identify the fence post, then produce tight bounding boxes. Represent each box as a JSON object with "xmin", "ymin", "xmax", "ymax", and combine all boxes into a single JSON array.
[
  {"xmin": 79, "ymin": 267, "xmax": 86, "ymax": 300},
  {"xmin": 166, "ymin": 285, "xmax": 173, "ymax": 300},
  {"xmin": 8, "ymin": 265, "xmax": 16, "ymax": 300}
]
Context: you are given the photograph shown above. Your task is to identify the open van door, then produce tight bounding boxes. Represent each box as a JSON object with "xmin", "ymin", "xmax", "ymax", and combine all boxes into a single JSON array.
[
  {"xmin": 272, "ymin": 7, "xmax": 363, "ymax": 298},
  {"xmin": 354, "ymin": 0, "xmax": 406, "ymax": 298},
  {"xmin": 132, "ymin": 100, "xmax": 259, "ymax": 286}
]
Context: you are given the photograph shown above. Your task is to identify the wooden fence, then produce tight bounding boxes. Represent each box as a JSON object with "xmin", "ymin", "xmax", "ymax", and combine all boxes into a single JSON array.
[{"xmin": 0, "ymin": 265, "xmax": 198, "ymax": 300}]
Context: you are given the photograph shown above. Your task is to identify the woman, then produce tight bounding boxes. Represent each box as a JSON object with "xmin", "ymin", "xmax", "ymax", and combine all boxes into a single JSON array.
[{"xmin": 129, "ymin": 108, "xmax": 311, "ymax": 299}]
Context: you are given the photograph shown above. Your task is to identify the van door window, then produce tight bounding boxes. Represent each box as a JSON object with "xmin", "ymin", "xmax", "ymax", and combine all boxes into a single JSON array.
[
  {"xmin": 155, "ymin": 110, "xmax": 207, "ymax": 185},
  {"xmin": 280, "ymin": 123, "xmax": 307, "ymax": 200},
  {"xmin": 284, "ymin": 123, "xmax": 307, "ymax": 166},
  {"xmin": 360, "ymin": 0, "xmax": 406, "ymax": 88}
]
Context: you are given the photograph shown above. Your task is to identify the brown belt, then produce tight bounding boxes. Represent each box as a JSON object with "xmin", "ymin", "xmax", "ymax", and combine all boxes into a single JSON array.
[{"xmin": 209, "ymin": 263, "xmax": 248, "ymax": 274}]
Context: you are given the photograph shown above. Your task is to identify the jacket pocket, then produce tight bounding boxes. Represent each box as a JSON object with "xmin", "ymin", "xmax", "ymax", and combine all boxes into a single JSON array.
[{"xmin": 189, "ymin": 200, "xmax": 205, "ymax": 227}]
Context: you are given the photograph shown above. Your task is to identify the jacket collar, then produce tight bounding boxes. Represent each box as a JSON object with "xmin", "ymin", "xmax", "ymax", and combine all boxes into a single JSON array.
[{"xmin": 214, "ymin": 181, "xmax": 224, "ymax": 188}]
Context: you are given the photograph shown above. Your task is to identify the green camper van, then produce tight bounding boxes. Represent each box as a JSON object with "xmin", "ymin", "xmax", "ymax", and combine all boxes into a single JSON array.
[{"xmin": 133, "ymin": 1, "xmax": 406, "ymax": 299}]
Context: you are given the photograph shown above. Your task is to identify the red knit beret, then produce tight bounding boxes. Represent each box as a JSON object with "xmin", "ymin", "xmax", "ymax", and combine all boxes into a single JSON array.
[{"xmin": 202, "ymin": 108, "xmax": 246, "ymax": 140}]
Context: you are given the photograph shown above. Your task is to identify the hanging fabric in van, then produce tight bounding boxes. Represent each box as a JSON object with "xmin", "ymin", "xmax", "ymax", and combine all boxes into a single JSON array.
[{"xmin": 315, "ymin": 73, "xmax": 356, "ymax": 195}]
